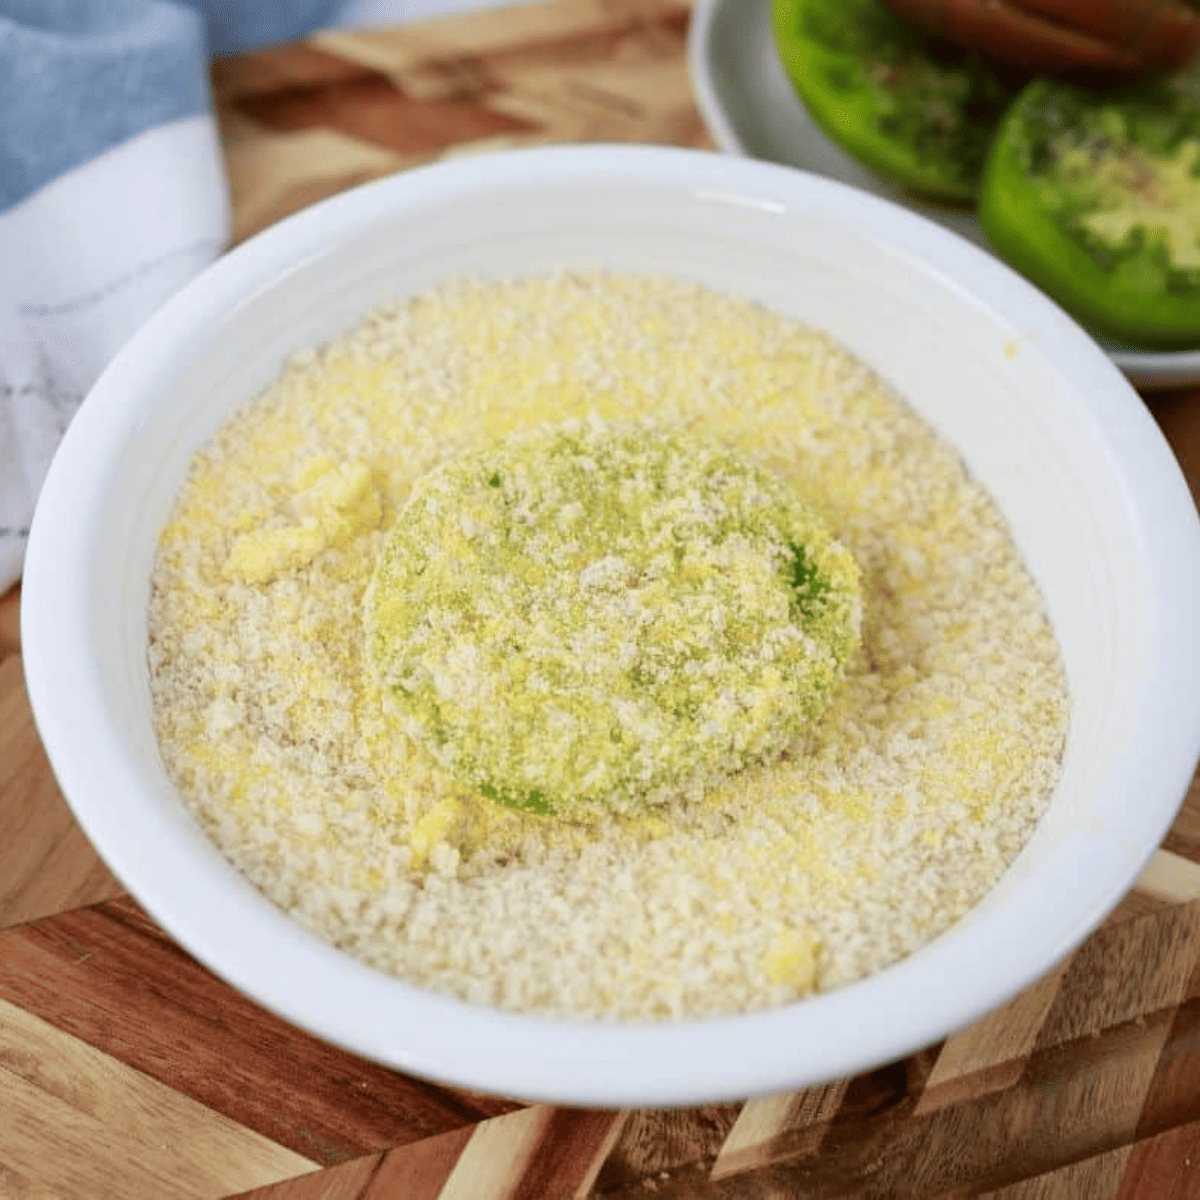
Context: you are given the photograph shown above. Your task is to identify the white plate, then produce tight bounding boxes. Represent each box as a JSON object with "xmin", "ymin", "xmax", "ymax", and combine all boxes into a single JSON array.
[{"xmin": 687, "ymin": 0, "xmax": 1200, "ymax": 390}]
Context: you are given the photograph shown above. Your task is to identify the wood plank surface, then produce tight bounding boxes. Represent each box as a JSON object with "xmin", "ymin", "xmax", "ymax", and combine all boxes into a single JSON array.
[{"xmin": 5, "ymin": 2, "xmax": 1200, "ymax": 1196}]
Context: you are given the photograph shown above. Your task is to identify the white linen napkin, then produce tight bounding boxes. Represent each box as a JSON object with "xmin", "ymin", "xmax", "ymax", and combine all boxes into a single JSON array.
[
  {"xmin": 0, "ymin": 115, "xmax": 231, "ymax": 589},
  {"xmin": 0, "ymin": 0, "xmax": 525, "ymax": 593},
  {"xmin": 0, "ymin": 0, "xmax": 342, "ymax": 591}
]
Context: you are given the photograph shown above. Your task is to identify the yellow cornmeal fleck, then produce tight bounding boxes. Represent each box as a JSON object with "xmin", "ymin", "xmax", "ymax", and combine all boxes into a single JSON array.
[
  {"xmin": 761, "ymin": 925, "xmax": 820, "ymax": 990},
  {"xmin": 409, "ymin": 797, "xmax": 463, "ymax": 870},
  {"xmin": 225, "ymin": 458, "xmax": 382, "ymax": 584},
  {"xmin": 147, "ymin": 271, "xmax": 1070, "ymax": 1022}
]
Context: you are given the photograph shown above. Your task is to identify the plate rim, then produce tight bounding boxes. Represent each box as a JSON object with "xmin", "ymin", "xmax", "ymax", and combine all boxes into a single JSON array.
[{"xmin": 685, "ymin": 0, "xmax": 1200, "ymax": 390}]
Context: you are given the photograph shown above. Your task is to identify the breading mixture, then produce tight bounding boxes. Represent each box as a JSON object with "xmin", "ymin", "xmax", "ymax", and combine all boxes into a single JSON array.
[{"xmin": 147, "ymin": 272, "xmax": 1069, "ymax": 1021}]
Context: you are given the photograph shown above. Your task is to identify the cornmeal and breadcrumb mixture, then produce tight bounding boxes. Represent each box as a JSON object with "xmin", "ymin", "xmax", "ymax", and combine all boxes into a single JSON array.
[{"xmin": 148, "ymin": 272, "xmax": 1069, "ymax": 1021}]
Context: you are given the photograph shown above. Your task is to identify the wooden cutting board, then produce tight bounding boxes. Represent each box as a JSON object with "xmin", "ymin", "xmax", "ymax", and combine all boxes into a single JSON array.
[{"xmin": 6, "ymin": 2, "xmax": 1200, "ymax": 1195}]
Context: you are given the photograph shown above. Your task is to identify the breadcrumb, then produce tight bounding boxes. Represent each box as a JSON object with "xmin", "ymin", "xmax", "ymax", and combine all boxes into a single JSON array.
[{"xmin": 147, "ymin": 271, "xmax": 1069, "ymax": 1022}]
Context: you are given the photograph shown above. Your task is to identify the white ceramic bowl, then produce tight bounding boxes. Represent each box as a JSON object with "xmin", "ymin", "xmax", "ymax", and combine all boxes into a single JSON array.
[{"xmin": 22, "ymin": 145, "xmax": 1200, "ymax": 1107}]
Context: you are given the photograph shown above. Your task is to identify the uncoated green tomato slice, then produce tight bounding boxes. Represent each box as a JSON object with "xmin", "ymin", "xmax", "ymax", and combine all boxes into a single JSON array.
[
  {"xmin": 364, "ymin": 421, "xmax": 862, "ymax": 819},
  {"xmin": 771, "ymin": 0, "xmax": 1018, "ymax": 202},
  {"xmin": 978, "ymin": 68, "xmax": 1200, "ymax": 349}
]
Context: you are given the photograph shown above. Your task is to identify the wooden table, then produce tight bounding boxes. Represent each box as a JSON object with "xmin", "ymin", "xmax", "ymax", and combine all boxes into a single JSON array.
[{"xmin": 5, "ymin": 3, "xmax": 1200, "ymax": 1195}]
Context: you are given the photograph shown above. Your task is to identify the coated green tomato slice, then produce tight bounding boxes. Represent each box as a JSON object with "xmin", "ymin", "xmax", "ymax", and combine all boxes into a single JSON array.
[
  {"xmin": 771, "ymin": 0, "xmax": 1016, "ymax": 202},
  {"xmin": 979, "ymin": 70, "xmax": 1200, "ymax": 349},
  {"xmin": 365, "ymin": 421, "xmax": 862, "ymax": 819}
]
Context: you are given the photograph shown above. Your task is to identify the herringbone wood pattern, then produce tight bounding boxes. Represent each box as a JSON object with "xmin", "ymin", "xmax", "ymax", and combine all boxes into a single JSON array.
[{"xmin": 5, "ymin": 3, "xmax": 1200, "ymax": 1195}]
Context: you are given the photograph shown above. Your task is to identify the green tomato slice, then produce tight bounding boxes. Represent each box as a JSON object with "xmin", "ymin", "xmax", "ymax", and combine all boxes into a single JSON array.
[
  {"xmin": 771, "ymin": 0, "xmax": 1017, "ymax": 202},
  {"xmin": 978, "ymin": 69, "xmax": 1200, "ymax": 349},
  {"xmin": 365, "ymin": 421, "xmax": 862, "ymax": 819}
]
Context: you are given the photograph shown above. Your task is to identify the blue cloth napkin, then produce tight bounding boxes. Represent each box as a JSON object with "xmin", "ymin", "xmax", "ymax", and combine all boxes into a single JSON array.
[
  {"xmin": 0, "ymin": 0, "xmax": 344, "ymax": 589},
  {"xmin": 1, "ymin": 0, "xmax": 341, "ymax": 213}
]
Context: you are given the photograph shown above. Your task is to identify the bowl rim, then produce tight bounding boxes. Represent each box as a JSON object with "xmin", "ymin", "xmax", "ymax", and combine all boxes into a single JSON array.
[{"xmin": 21, "ymin": 143, "xmax": 1200, "ymax": 1106}]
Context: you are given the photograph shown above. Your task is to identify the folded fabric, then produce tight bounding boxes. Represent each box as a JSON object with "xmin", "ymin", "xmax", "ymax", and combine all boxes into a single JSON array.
[{"xmin": 0, "ymin": 0, "xmax": 343, "ymax": 591}]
